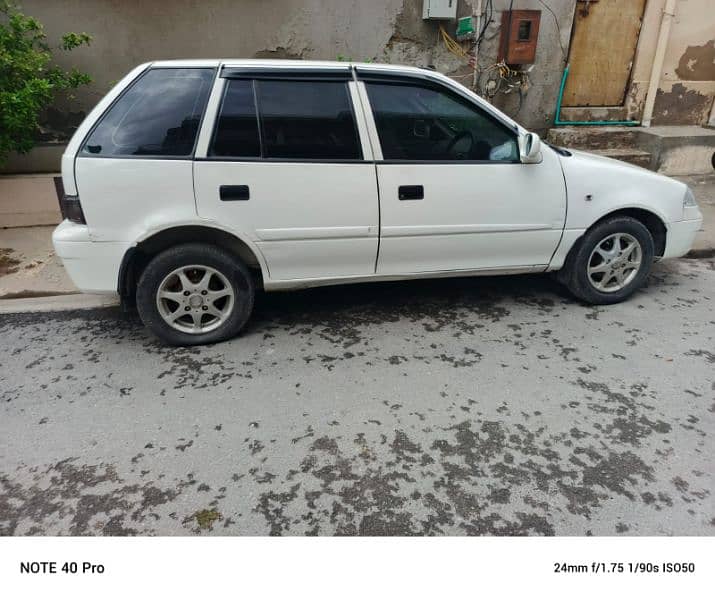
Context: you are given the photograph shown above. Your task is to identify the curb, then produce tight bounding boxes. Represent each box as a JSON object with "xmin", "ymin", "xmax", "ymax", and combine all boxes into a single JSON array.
[
  {"xmin": 685, "ymin": 248, "xmax": 715, "ymax": 259},
  {"xmin": 0, "ymin": 293, "xmax": 119, "ymax": 315},
  {"xmin": 0, "ymin": 251, "xmax": 712, "ymax": 316}
]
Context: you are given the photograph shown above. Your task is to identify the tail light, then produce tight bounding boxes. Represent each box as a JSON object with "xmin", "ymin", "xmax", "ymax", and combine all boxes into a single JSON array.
[{"xmin": 53, "ymin": 176, "xmax": 86, "ymax": 224}]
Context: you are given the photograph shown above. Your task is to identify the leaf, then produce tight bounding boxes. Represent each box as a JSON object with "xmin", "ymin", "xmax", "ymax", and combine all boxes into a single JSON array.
[{"xmin": 0, "ymin": 1, "xmax": 91, "ymax": 164}]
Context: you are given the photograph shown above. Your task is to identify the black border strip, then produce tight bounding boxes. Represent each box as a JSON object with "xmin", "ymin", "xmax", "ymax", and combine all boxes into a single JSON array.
[
  {"xmin": 221, "ymin": 66, "xmax": 352, "ymax": 81},
  {"xmin": 193, "ymin": 157, "xmax": 522, "ymax": 165},
  {"xmin": 195, "ymin": 157, "xmax": 369, "ymax": 164}
]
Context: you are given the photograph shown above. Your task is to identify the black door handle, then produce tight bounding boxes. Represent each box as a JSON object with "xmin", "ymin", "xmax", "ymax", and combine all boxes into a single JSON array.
[
  {"xmin": 220, "ymin": 185, "xmax": 250, "ymax": 201},
  {"xmin": 398, "ymin": 185, "xmax": 424, "ymax": 201}
]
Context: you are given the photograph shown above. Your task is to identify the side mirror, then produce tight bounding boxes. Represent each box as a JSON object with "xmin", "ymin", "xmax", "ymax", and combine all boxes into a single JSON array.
[{"xmin": 520, "ymin": 132, "xmax": 542, "ymax": 164}]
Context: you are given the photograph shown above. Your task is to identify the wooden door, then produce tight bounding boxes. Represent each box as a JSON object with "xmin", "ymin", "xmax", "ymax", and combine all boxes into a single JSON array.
[{"xmin": 563, "ymin": 0, "xmax": 647, "ymax": 107}]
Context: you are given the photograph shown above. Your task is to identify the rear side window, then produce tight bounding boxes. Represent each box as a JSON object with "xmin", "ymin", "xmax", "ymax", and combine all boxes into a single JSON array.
[
  {"xmin": 82, "ymin": 68, "xmax": 214, "ymax": 158},
  {"xmin": 210, "ymin": 79, "xmax": 361, "ymax": 160},
  {"xmin": 209, "ymin": 79, "xmax": 261, "ymax": 158}
]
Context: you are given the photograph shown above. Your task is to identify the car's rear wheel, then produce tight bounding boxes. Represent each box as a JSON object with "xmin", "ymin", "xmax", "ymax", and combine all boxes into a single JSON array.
[
  {"xmin": 563, "ymin": 216, "xmax": 655, "ymax": 305},
  {"xmin": 136, "ymin": 243, "xmax": 254, "ymax": 345}
]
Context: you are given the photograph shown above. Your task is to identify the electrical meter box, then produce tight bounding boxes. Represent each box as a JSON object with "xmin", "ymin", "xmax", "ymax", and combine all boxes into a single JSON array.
[
  {"xmin": 498, "ymin": 10, "xmax": 541, "ymax": 64},
  {"xmin": 422, "ymin": 0, "xmax": 458, "ymax": 20}
]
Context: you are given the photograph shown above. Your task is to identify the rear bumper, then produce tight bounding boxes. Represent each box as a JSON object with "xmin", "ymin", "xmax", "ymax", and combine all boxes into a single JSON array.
[
  {"xmin": 663, "ymin": 216, "xmax": 703, "ymax": 259},
  {"xmin": 52, "ymin": 221, "xmax": 129, "ymax": 294}
]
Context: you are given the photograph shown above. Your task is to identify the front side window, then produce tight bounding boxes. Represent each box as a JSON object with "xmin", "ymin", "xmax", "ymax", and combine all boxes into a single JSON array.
[
  {"xmin": 82, "ymin": 68, "xmax": 214, "ymax": 157},
  {"xmin": 366, "ymin": 81, "xmax": 519, "ymax": 162}
]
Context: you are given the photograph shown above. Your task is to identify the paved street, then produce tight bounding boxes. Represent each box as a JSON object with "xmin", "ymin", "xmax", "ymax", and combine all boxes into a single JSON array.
[{"xmin": 1, "ymin": 257, "xmax": 713, "ymax": 536}]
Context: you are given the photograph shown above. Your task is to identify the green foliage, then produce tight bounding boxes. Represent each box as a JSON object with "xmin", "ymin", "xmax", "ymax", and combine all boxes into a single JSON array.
[{"xmin": 0, "ymin": 1, "xmax": 91, "ymax": 164}]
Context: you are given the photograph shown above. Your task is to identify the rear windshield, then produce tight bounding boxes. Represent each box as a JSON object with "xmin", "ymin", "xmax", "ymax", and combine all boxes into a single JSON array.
[{"xmin": 81, "ymin": 68, "xmax": 215, "ymax": 158}]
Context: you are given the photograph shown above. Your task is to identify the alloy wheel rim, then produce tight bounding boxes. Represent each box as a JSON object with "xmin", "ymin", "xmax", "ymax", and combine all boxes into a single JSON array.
[
  {"xmin": 156, "ymin": 265, "xmax": 235, "ymax": 334},
  {"xmin": 587, "ymin": 233, "xmax": 643, "ymax": 293}
]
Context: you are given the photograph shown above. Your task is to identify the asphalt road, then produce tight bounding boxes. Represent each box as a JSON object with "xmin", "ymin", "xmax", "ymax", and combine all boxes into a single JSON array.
[{"xmin": 1, "ymin": 257, "xmax": 713, "ymax": 536}]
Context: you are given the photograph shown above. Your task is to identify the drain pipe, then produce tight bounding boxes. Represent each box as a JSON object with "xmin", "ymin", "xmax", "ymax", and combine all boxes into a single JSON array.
[
  {"xmin": 554, "ymin": 64, "xmax": 640, "ymax": 126},
  {"xmin": 642, "ymin": 0, "xmax": 678, "ymax": 127}
]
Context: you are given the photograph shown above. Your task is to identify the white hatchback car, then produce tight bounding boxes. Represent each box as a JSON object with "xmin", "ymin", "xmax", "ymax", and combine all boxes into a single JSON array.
[{"xmin": 53, "ymin": 60, "xmax": 702, "ymax": 345}]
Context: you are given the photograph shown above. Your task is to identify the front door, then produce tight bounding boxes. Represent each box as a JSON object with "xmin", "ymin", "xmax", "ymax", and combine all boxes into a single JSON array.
[
  {"xmin": 360, "ymin": 77, "xmax": 566, "ymax": 275},
  {"xmin": 194, "ymin": 73, "xmax": 379, "ymax": 281},
  {"xmin": 563, "ymin": 0, "xmax": 647, "ymax": 107}
]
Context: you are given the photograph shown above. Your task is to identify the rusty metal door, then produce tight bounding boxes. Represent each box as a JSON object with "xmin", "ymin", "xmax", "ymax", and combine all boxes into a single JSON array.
[{"xmin": 563, "ymin": 0, "xmax": 647, "ymax": 107}]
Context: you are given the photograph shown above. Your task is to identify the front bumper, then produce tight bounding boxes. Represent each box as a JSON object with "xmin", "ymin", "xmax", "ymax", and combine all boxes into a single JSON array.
[
  {"xmin": 663, "ymin": 215, "xmax": 703, "ymax": 259},
  {"xmin": 52, "ymin": 220, "xmax": 129, "ymax": 294}
]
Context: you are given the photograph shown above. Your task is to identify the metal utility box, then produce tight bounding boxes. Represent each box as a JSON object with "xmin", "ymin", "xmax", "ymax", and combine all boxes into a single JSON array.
[
  {"xmin": 422, "ymin": 0, "xmax": 458, "ymax": 20},
  {"xmin": 498, "ymin": 9, "xmax": 541, "ymax": 64},
  {"xmin": 456, "ymin": 15, "xmax": 476, "ymax": 40}
]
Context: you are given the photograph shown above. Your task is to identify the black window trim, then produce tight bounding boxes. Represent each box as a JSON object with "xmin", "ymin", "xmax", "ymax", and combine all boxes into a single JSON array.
[
  {"xmin": 77, "ymin": 65, "xmax": 219, "ymax": 161},
  {"xmin": 206, "ymin": 76, "xmax": 364, "ymax": 162},
  {"xmin": 358, "ymin": 69, "xmax": 522, "ymax": 165},
  {"xmin": 77, "ymin": 64, "xmax": 527, "ymax": 166}
]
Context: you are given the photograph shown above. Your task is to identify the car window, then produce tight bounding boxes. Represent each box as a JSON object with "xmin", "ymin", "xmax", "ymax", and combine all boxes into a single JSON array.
[
  {"xmin": 210, "ymin": 79, "xmax": 261, "ymax": 158},
  {"xmin": 366, "ymin": 81, "xmax": 519, "ymax": 162},
  {"xmin": 82, "ymin": 68, "xmax": 214, "ymax": 158},
  {"xmin": 255, "ymin": 80, "xmax": 361, "ymax": 160}
]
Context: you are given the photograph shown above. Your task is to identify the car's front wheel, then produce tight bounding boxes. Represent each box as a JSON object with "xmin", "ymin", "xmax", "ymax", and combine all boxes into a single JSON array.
[
  {"xmin": 562, "ymin": 216, "xmax": 655, "ymax": 305},
  {"xmin": 136, "ymin": 243, "xmax": 255, "ymax": 345}
]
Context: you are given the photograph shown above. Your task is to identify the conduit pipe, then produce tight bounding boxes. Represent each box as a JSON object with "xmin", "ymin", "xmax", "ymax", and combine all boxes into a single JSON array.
[
  {"xmin": 472, "ymin": 0, "xmax": 483, "ymax": 91},
  {"xmin": 642, "ymin": 0, "xmax": 678, "ymax": 127}
]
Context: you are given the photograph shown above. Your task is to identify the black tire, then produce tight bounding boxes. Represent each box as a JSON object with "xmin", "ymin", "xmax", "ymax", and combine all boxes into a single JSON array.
[
  {"xmin": 561, "ymin": 216, "xmax": 655, "ymax": 305},
  {"xmin": 136, "ymin": 243, "xmax": 255, "ymax": 345}
]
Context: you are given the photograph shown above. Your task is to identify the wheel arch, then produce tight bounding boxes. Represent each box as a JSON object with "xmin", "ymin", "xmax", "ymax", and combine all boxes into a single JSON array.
[
  {"xmin": 555, "ymin": 207, "xmax": 667, "ymax": 281},
  {"xmin": 590, "ymin": 208, "xmax": 667, "ymax": 258},
  {"xmin": 118, "ymin": 225, "xmax": 267, "ymax": 306}
]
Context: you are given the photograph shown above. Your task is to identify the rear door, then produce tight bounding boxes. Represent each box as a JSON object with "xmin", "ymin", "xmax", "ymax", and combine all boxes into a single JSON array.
[{"xmin": 193, "ymin": 67, "xmax": 379, "ymax": 281}]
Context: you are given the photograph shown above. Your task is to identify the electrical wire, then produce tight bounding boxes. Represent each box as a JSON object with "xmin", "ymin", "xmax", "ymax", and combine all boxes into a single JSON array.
[
  {"xmin": 440, "ymin": 0, "xmax": 533, "ymax": 106},
  {"xmin": 439, "ymin": 25, "xmax": 476, "ymax": 68},
  {"xmin": 475, "ymin": 0, "xmax": 494, "ymax": 48},
  {"xmin": 538, "ymin": 0, "xmax": 567, "ymax": 59}
]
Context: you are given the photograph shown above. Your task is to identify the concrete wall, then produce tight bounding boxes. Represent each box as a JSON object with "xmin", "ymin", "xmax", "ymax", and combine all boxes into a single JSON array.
[
  {"xmin": 651, "ymin": 0, "xmax": 715, "ymax": 125},
  {"xmin": 630, "ymin": 0, "xmax": 715, "ymax": 126},
  {"xmin": 626, "ymin": 0, "xmax": 672, "ymax": 122},
  {"xmin": 4, "ymin": 0, "xmax": 573, "ymax": 174},
  {"xmin": 477, "ymin": 0, "xmax": 575, "ymax": 130}
]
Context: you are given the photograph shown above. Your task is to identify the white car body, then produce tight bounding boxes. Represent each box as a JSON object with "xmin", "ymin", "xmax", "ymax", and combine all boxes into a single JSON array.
[{"xmin": 53, "ymin": 59, "xmax": 702, "ymax": 298}]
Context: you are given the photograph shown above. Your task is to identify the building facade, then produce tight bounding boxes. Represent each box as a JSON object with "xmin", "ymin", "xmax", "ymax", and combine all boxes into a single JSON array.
[{"xmin": 2, "ymin": 0, "xmax": 714, "ymax": 174}]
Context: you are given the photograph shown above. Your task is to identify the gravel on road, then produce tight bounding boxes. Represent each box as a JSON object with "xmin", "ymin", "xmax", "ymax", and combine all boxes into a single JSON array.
[{"xmin": 1, "ymin": 258, "xmax": 713, "ymax": 536}]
